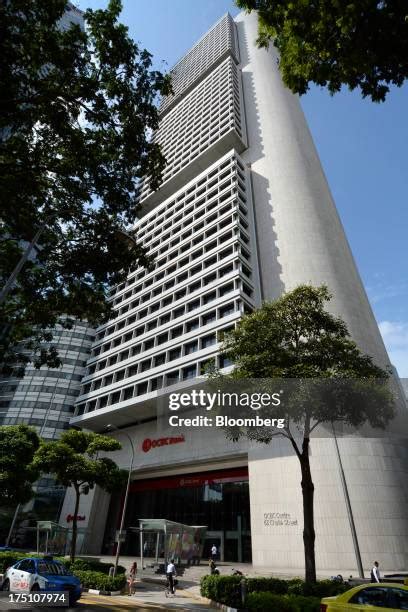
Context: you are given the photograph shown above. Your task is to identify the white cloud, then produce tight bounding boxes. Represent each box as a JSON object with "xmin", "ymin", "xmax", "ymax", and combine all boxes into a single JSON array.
[{"xmin": 379, "ymin": 321, "xmax": 408, "ymax": 378}]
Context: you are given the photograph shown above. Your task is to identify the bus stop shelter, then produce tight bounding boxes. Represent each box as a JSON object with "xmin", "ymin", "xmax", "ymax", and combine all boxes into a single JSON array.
[{"xmin": 134, "ymin": 519, "xmax": 207, "ymax": 568}]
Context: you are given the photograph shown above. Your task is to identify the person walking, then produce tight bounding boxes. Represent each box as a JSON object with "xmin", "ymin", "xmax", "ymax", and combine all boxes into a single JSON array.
[
  {"xmin": 166, "ymin": 558, "xmax": 177, "ymax": 595},
  {"xmin": 128, "ymin": 561, "xmax": 137, "ymax": 595},
  {"xmin": 370, "ymin": 561, "xmax": 381, "ymax": 583},
  {"xmin": 211, "ymin": 544, "xmax": 217, "ymax": 562}
]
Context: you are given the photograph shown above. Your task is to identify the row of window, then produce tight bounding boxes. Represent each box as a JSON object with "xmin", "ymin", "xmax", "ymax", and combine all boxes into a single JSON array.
[
  {"xmin": 0, "ymin": 416, "xmax": 70, "ymax": 430},
  {"xmin": 83, "ymin": 324, "xmax": 235, "ymax": 395},
  {"xmin": 11, "ymin": 385, "xmax": 80, "ymax": 397},
  {"xmin": 139, "ymin": 58, "xmax": 244, "ymax": 203},
  {"xmin": 98, "ymin": 262, "xmax": 241, "ymax": 341},
  {"xmin": 0, "ymin": 400, "xmax": 75, "ymax": 413},
  {"xmin": 87, "ymin": 300, "xmax": 249, "ymax": 378},
  {"xmin": 108, "ymin": 244, "xmax": 244, "ymax": 324},
  {"xmin": 92, "ymin": 299, "xmax": 237, "ymax": 359},
  {"xmin": 160, "ymin": 14, "xmax": 237, "ymax": 114},
  {"xmin": 112, "ymin": 195, "xmax": 248, "ymax": 307},
  {"xmin": 75, "ymin": 354, "xmax": 233, "ymax": 417},
  {"xmin": 134, "ymin": 156, "xmax": 244, "ymax": 239}
]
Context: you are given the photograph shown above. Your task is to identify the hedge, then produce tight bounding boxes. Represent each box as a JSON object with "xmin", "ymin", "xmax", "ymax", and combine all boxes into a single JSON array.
[
  {"xmin": 72, "ymin": 570, "xmax": 126, "ymax": 592},
  {"xmin": 200, "ymin": 574, "xmax": 349, "ymax": 608},
  {"xmin": 200, "ymin": 575, "xmax": 242, "ymax": 609},
  {"xmin": 246, "ymin": 592, "xmax": 320, "ymax": 612}
]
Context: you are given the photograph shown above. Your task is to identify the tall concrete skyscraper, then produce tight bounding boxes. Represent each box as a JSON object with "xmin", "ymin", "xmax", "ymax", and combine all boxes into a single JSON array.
[{"xmin": 67, "ymin": 12, "xmax": 408, "ymax": 570}]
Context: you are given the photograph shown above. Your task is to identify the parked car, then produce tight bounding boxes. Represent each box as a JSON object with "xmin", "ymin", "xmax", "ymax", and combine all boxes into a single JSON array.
[
  {"xmin": 321, "ymin": 582, "xmax": 408, "ymax": 610},
  {"xmin": 1, "ymin": 557, "xmax": 82, "ymax": 605}
]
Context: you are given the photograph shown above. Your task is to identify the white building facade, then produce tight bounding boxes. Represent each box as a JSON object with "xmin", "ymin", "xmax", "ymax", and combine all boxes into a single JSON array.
[{"xmin": 66, "ymin": 12, "xmax": 408, "ymax": 572}]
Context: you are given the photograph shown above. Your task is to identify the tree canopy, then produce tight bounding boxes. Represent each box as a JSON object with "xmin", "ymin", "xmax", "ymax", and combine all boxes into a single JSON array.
[
  {"xmin": 218, "ymin": 285, "xmax": 394, "ymax": 582},
  {"xmin": 34, "ymin": 429, "xmax": 125, "ymax": 560},
  {"xmin": 0, "ymin": 425, "xmax": 40, "ymax": 505},
  {"xmin": 236, "ymin": 0, "xmax": 408, "ymax": 102},
  {"xmin": 0, "ymin": 0, "xmax": 171, "ymax": 371}
]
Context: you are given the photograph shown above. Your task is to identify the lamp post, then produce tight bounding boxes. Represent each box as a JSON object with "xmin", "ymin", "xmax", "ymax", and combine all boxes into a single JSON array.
[{"xmin": 105, "ymin": 424, "xmax": 135, "ymax": 577}]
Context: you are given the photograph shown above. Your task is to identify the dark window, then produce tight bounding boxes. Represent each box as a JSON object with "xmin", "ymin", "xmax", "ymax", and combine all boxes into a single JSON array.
[
  {"xmin": 390, "ymin": 588, "xmax": 408, "ymax": 610},
  {"xmin": 171, "ymin": 326, "xmax": 183, "ymax": 339},
  {"xmin": 110, "ymin": 391, "xmax": 121, "ymax": 405},
  {"xmin": 169, "ymin": 348, "xmax": 181, "ymax": 361},
  {"xmin": 137, "ymin": 382, "xmax": 148, "ymax": 396},
  {"xmin": 219, "ymin": 354, "xmax": 233, "ymax": 368},
  {"xmin": 140, "ymin": 359, "xmax": 151, "ymax": 372},
  {"xmin": 99, "ymin": 396, "xmax": 108, "ymax": 408},
  {"xmin": 188, "ymin": 299, "xmax": 200, "ymax": 312},
  {"xmin": 202, "ymin": 311, "xmax": 216, "ymax": 326},
  {"xmin": 186, "ymin": 319, "xmax": 199, "ymax": 332},
  {"xmin": 185, "ymin": 340, "xmax": 198, "ymax": 354},
  {"xmin": 201, "ymin": 334, "xmax": 216, "ymax": 349},
  {"xmin": 151, "ymin": 377, "xmax": 163, "ymax": 391},
  {"xmin": 219, "ymin": 303, "xmax": 235, "ymax": 318},
  {"xmin": 182, "ymin": 365, "xmax": 197, "ymax": 380},
  {"xmin": 154, "ymin": 353, "xmax": 166, "ymax": 367},
  {"xmin": 349, "ymin": 587, "xmax": 389, "ymax": 607}
]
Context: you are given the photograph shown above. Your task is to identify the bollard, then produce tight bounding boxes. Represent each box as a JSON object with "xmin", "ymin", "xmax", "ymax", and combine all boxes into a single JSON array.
[{"xmin": 240, "ymin": 578, "xmax": 246, "ymax": 606}]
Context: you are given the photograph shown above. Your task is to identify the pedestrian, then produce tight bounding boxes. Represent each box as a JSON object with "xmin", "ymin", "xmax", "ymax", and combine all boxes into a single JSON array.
[
  {"xmin": 143, "ymin": 540, "xmax": 148, "ymax": 557},
  {"xmin": 370, "ymin": 561, "xmax": 381, "ymax": 583},
  {"xmin": 128, "ymin": 561, "xmax": 137, "ymax": 595},
  {"xmin": 209, "ymin": 559, "xmax": 216, "ymax": 575},
  {"xmin": 211, "ymin": 544, "xmax": 217, "ymax": 562},
  {"xmin": 166, "ymin": 558, "xmax": 177, "ymax": 595}
]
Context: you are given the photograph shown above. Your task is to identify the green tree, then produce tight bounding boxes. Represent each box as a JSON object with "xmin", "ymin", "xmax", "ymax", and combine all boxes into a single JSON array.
[
  {"xmin": 0, "ymin": 0, "xmax": 171, "ymax": 371},
  {"xmin": 218, "ymin": 285, "xmax": 394, "ymax": 582},
  {"xmin": 236, "ymin": 0, "xmax": 408, "ymax": 102},
  {"xmin": 0, "ymin": 425, "xmax": 40, "ymax": 505},
  {"xmin": 34, "ymin": 430, "xmax": 125, "ymax": 561}
]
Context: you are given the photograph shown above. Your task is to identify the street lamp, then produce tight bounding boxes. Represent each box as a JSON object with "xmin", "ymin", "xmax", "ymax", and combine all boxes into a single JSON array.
[{"xmin": 105, "ymin": 424, "xmax": 135, "ymax": 577}]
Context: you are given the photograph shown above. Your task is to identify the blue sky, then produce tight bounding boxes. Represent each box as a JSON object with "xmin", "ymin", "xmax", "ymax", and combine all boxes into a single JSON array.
[{"xmin": 77, "ymin": 0, "xmax": 408, "ymax": 376}]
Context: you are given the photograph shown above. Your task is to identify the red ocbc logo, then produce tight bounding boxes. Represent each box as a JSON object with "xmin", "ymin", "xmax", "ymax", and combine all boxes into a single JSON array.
[{"xmin": 142, "ymin": 435, "xmax": 185, "ymax": 453}]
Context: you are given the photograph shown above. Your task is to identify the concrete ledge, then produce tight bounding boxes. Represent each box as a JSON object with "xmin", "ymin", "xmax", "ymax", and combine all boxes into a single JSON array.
[{"xmin": 85, "ymin": 588, "xmax": 122, "ymax": 596}]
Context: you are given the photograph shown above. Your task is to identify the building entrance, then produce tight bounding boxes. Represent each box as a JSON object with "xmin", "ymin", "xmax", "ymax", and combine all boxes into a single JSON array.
[{"xmin": 103, "ymin": 466, "xmax": 251, "ymax": 563}]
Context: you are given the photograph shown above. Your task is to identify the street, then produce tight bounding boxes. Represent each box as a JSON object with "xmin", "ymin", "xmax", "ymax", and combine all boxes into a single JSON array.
[{"xmin": 0, "ymin": 588, "xmax": 215, "ymax": 612}]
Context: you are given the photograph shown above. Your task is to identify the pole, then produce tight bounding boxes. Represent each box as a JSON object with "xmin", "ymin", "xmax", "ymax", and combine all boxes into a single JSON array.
[
  {"xmin": 140, "ymin": 525, "xmax": 144, "ymax": 571},
  {"xmin": 113, "ymin": 432, "xmax": 134, "ymax": 577},
  {"xmin": 332, "ymin": 424, "xmax": 364, "ymax": 578},
  {"xmin": 6, "ymin": 504, "xmax": 21, "ymax": 547},
  {"xmin": 0, "ymin": 228, "xmax": 44, "ymax": 305}
]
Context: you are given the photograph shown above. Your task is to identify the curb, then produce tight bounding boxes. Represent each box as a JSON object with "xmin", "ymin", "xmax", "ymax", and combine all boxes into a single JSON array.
[{"xmin": 85, "ymin": 588, "xmax": 122, "ymax": 596}]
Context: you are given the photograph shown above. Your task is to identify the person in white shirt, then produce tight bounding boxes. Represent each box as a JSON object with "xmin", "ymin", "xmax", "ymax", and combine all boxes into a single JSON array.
[
  {"xmin": 371, "ymin": 561, "xmax": 381, "ymax": 583},
  {"xmin": 211, "ymin": 544, "xmax": 217, "ymax": 561},
  {"xmin": 166, "ymin": 559, "xmax": 177, "ymax": 594}
]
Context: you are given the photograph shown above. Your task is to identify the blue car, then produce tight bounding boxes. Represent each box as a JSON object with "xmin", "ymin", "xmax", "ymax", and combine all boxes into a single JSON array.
[{"xmin": 2, "ymin": 557, "xmax": 82, "ymax": 605}]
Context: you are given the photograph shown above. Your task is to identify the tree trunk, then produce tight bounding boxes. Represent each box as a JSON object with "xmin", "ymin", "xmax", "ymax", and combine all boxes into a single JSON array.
[
  {"xmin": 300, "ymin": 437, "xmax": 316, "ymax": 583},
  {"xmin": 70, "ymin": 485, "xmax": 80, "ymax": 563}
]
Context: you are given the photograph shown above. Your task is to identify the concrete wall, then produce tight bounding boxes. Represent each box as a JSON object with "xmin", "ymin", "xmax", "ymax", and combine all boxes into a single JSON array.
[{"xmin": 236, "ymin": 10, "xmax": 408, "ymax": 573}]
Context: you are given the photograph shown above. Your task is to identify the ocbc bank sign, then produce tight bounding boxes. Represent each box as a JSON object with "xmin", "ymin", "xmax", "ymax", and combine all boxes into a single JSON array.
[{"xmin": 142, "ymin": 435, "xmax": 185, "ymax": 453}]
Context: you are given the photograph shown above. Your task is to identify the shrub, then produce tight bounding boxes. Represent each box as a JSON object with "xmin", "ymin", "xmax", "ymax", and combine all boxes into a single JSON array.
[
  {"xmin": 200, "ymin": 575, "xmax": 242, "ymax": 608},
  {"xmin": 246, "ymin": 577, "xmax": 289, "ymax": 594},
  {"xmin": 72, "ymin": 570, "xmax": 126, "ymax": 592},
  {"xmin": 200, "ymin": 574, "xmax": 350, "ymax": 608},
  {"xmin": 287, "ymin": 578, "xmax": 348, "ymax": 598},
  {"xmin": 246, "ymin": 592, "xmax": 297, "ymax": 611},
  {"xmin": 288, "ymin": 595, "xmax": 321, "ymax": 612},
  {"xmin": 246, "ymin": 593, "xmax": 321, "ymax": 612}
]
